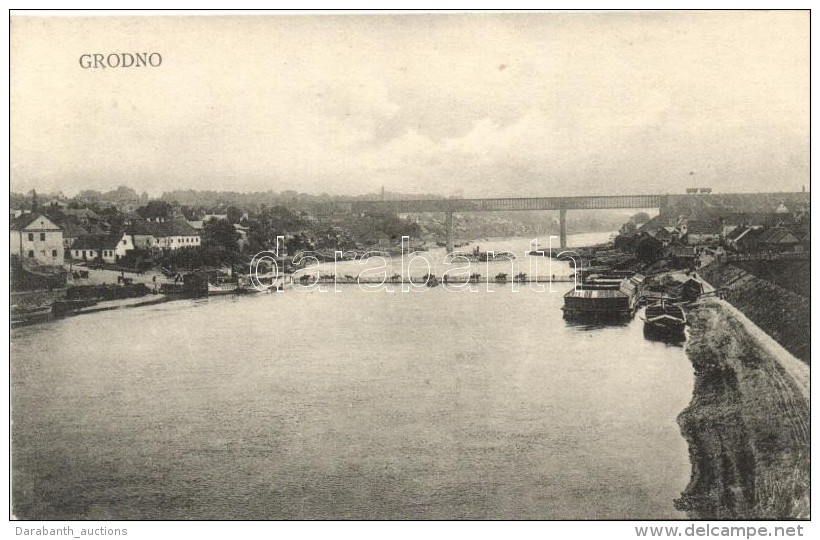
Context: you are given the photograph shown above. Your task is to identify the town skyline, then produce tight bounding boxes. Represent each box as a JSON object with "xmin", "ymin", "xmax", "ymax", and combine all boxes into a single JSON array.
[
  {"xmin": 10, "ymin": 12, "xmax": 809, "ymax": 199},
  {"xmin": 10, "ymin": 183, "xmax": 812, "ymax": 205}
]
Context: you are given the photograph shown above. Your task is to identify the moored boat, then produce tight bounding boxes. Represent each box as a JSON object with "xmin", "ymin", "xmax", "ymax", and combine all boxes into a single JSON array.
[
  {"xmin": 207, "ymin": 281, "xmax": 240, "ymax": 295},
  {"xmin": 562, "ymin": 272, "xmax": 644, "ymax": 321},
  {"xmin": 52, "ymin": 298, "xmax": 99, "ymax": 317},
  {"xmin": 11, "ymin": 305, "xmax": 53, "ymax": 326},
  {"xmin": 642, "ymin": 301, "xmax": 687, "ymax": 339}
]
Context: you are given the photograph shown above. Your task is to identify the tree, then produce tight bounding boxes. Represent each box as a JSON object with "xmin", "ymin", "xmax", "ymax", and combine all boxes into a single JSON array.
[
  {"xmin": 631, "ymin": 211, "xmax": 651, "ymax": 225},
  {"xmin": 105, "ymin": 213, "xmax": 127, "ymax": 234},
  {"xmin": 106, "ymin": 185, "xmax": 140, "ymax": 203},
  {"xmin": 76, "ymin": 190, "xmax": 103, "ymax": 204},
  {"xmin": 226, "ymin": 206, "xmax": 243, "ymax": 224},
  {"xmin": 202, "ymin": 219, "xmax": 240, "ymax": 252},
  {"xmin": 635, "ymin": 236, "xmax": 664, "ymax": 263},
  {"xmin": 136, "ymin": 200, "xmax": 173, "ymax": 221},
  {"xmin": 286, "ymin": 233, "xmax": 314, "ymax": 254},
  {"xmin": 619, "ymin": 221, "xmax": 637, "ymax": 235}
]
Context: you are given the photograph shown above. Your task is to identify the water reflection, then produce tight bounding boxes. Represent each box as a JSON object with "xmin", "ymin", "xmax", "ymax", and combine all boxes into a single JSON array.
[
  {"xmin": 563, "ymin": 316, "xmax": 631, "ymax": 331},
  {"xmin": 643, "ymin": 326, "xmax": 687, "ymax": 347}
]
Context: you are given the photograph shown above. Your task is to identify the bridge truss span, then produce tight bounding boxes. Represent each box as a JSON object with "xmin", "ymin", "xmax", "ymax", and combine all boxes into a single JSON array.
[{"xmin": 349, "ymin": 194, "xmax": 668, "ymax": 214}]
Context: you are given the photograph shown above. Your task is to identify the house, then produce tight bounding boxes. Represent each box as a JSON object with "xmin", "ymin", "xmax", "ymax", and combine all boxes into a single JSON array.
[
  {"xmin": 128, "ymin": 219, "xmax": 201, "ymax": 251},
  {"xmin": 725, "ymin": 225, "xmax": 762, "ymax": 251},
  {"xmin": 669, "ymin": 245, "xmax": 697, "ymax": 268},
  {"xmin": 46, "ymin": 199, "xmax": 68, "ymax": 210},
  {"xmin": 70, "ymin": 232, "xmax": 134, "ymax": 264},
  {"xmin": 639, "ymin": 223, "xmax": 662, "ymax": 237},
  {"xmin": 151, "ymin": 220, "xmax": 201, "ymax": 250},
  {"xmin": 734, "ymin": 227, "xmax": 765, "ymax": 252},
  {"xmin": 684, "ymin": 220, "xmax": 722, "ymax": 245},
  {"xmin": 234, "ymin": 223, "xmax": 250, "ymax": 251},
  {"xmin": 653, "ymin": 226, "xmax": 678, "ymax": 245},
  {"xmin": 128, "ymin": 221, "xmax": 159, "ymax": 249},
  {"xmin": 635, "ymin": 233, "xmax": 665, "ymax": 263},
  {"xmin": 63, "ymin": 208, "xmax": 101, "ymax": 227},
  {"xmin": 675, "ymin": 277, "xmax": 704, "ymax": 302},
  {"xmin": 60, "ymin": 220, "xmax": 90, "ymax": 250},
  {"xmin": 10, "ymin": 213, "xmax": 64, "ymax": 266},
  {"xmin": 722, "ymin": 212, "xmax": 792, "ymax": 228},
  {"xmin": 756, "ymin": 227, "xmax": 802, "ymax": 253},
  {"xmin": 121, "ymin": 210, "xmax": 142, "ymax": 226}
]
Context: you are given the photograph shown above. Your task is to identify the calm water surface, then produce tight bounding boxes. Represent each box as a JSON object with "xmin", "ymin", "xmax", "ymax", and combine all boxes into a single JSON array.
[{"xmin": 12, "ymin": 234, "xmax": 694, "ymax": 519}]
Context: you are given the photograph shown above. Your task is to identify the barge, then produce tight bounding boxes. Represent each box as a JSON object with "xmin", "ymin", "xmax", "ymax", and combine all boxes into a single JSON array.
[
  {"xmin": 562, "ymin": 272, "xmax": 644, "ymax": 320},
  {"xmin": 642, "ymin": 301, "xmax": 687, "ymax": 340}
]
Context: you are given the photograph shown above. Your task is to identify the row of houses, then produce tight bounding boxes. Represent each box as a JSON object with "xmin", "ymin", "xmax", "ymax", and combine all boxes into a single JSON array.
[
  {"xmin": 636, "ymin": 208, "xmax": 809, "ymax": 253},
  {"xmin": 11, "ymin": 212, "xmax": 203, "ymax": 267},
  {"xmin": 70, "ymin": 220, "xmax": 201, "ymax": 263},
  {"xmin": 724, "ymin": 225, "xmax": 807, "ymax": 253}
]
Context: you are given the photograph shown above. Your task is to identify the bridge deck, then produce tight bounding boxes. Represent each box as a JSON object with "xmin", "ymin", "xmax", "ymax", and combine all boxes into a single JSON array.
[
  {"xmin": 307, "ymin": 191, "xmax": 807, "ymax": 214},
  {"xmin": 348, "ymin": 194, "xmax": 667, "ymax": 213}
]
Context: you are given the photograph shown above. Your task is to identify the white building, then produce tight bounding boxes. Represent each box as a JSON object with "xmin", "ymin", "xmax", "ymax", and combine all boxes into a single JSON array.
[
  {"xmin": 10, "ymin": 213, "xmax": 64, "ymax": 266},
  {"xmin": 70, "ymin": 232, "xmax": 135, "ymax": 264},
  {"xmin": 128, "ymin": 219, "xmax": 201, "ymax": 251}
]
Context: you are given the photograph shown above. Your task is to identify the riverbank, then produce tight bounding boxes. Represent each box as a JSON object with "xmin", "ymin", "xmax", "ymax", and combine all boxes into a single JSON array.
[
  {"xmin": 698, "ymin": 262, "xmax": 810, "ymax": 364},
  {"xmin": 677, "ymin": 299, "xmax": 810, "ymax": 519}
]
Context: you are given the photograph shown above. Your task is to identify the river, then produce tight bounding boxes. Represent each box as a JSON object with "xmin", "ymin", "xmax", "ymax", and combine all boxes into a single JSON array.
[{"xmin": 11, "ymin": 232, "xmax": 695, "ymax": 519}]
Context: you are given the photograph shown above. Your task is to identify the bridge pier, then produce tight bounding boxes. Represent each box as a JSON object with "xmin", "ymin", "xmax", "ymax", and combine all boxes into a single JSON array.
[
  {"xmin": 445, "ymin": 211, "xmax": 454, "ymax": 253},
  {"xmin": 559, "ymin": 207, "xmax": 567, "ymax": 250}
]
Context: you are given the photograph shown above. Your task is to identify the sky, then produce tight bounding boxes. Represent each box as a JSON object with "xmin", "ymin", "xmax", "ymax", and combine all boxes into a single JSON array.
[{"xmin": 10, "ymin": 11, "xmax": 809, "ymax": 198}]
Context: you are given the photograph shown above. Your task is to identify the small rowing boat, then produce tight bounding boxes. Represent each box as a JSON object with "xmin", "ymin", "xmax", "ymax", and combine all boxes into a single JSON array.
[{"xmin": 208, "ymin": 282, "xmax": 239, "ymax": 295}]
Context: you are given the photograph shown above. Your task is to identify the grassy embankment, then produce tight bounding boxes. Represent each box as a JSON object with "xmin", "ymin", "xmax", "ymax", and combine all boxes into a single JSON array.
[
  {"xmin": 698, "ymin": 263, "xmax": 810, "ymax": 364},
  {"xmin": 677, "ymin": 299, "xmax": 810, "ymax": 519}
]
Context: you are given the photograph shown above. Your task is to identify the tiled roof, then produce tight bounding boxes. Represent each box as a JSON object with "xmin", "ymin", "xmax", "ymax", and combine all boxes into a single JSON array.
[
  {"xmin": 11, "ymin": 213, "xmax": 61, "ymax": 231},
  {"xmin": 670, "ymin": 245, "xmax": 696, "ymax": 257},
  {"xmin": 735, "ymin": 227, "xmax": 764, "ymax": 246},
  {"xmin": 686, "ymin": 220, "xmax": 722, "ymax": 235},
  {"xmin": 59, "ymin": 220, "xmax": 89, "ymax": 238},
  {"xmin": 757, "ymin": 227, "xmax": 799, "ymax": 245},
  {"xmin": 725, "ymin": 225, "xmax": 749, "ymax": 241},
  {"xmin": 70, "ymin": 233, "xmax": 124, "ymax": 250},
  {"xmin": 127, "ymin": 219, "xmax": 200, "ymax": 238},
  {"xmin": 654, "ymin": 227, "xmax": 675, "ymax": 240},
  {"xmin": 722, "ymin": 212, "xmax": 794, "ymax": 227},
  {"xmin": 63, "ymin": 208, "xmax": 101, "ymax": 220}
]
